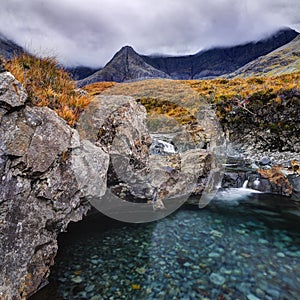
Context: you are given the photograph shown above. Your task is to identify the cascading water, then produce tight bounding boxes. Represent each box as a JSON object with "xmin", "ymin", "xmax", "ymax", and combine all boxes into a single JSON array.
[
  {"xmin": 242, "ymin": 179, "xmax": 249, "ymax": 188},
  {"xmin": 150, "ymin": 139, "xmax": 177, "ymax": 155}
]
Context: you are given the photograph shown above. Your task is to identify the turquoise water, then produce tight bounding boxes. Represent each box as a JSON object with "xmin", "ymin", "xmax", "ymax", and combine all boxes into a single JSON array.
[{"xmin": 32, "ymin": 194, "xmax": 300, "ymax": 300}]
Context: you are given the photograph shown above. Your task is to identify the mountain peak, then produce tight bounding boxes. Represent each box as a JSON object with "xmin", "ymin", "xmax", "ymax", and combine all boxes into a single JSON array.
[
  {"xmin": 113, "ymin": 45, "xmax": 140, "ymax": 59},
  {"xmin": 120, "ymin": 45, "xmax": 135, "ymax": 52},
  {"xmin": 77, "ymin": 45, "xmax": 169, "ymax": 86}
]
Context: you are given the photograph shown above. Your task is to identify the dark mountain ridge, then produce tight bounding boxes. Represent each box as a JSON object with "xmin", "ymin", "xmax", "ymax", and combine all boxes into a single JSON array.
[
  {"xmin": 0, "ymin": 33, "xmax": 24, "ymax": 59},
  {"xmin": 66, "ymin": 66, "xmax": 99, "ymax": 80},
  {"xmin": 142, "ymin": 28, "xmax": 299, "ymax": 79},
  {"xmin": 78, "ymin": 27, "xmax": 299, "ymax": 86}
]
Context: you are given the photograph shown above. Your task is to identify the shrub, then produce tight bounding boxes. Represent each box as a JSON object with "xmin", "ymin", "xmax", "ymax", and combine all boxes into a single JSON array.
[{"xmin": 4, "ymin": 53, "xmax": 92, "ymax": 126}]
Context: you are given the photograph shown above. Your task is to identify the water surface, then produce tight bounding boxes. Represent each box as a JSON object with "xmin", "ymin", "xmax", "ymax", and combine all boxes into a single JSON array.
[{"xmin": 31, "ymin": 193, "xmax": 300, "ymax": 300}]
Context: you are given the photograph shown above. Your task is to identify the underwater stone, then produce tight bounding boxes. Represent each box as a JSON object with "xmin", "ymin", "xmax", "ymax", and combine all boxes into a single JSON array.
[
  {"xmin": 209, "ymin": 273, "xmax": 226, "ymax": 285},
  {"xmin": 247, "ymin": 294, "xmax": 261, "ymax": 300},
  {"xmin": 71, "ymin": 276, "xmax": 83, "ymax": 283}
]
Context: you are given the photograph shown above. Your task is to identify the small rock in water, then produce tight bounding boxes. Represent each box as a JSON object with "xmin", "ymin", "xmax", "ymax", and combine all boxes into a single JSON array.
[
  {"xmin": 91, "ymin": 296, "xmax": 102, "ymax": 300},
  {"xmin": 260, "ymin": 157, "xmax": 271, "ymax": 166},
  {"xmin": 209, "ymin": 273, "xmax": 226, "ymax": 285},
  {"xmin": 183, "ymin": 262, "xmax": 192, "ymax": 267},
  {"xmin": 136, "ymin": 267, "xmax": 147, "ymax": 274},
  {"xmin": 71, "ymin": 276, "xmax": 83, "ymax": 283},
  {"xmin": 258, "ymin": 238, "xmax": 269, "ymax": 244},
  {"xmin": 208, "ymin": 252, "xmax": 221, "ymax": 258},
  {"xmin": 85, "ymin": 285, "xmax": 95, "ymax": 292},
  {"xmin": 247, "ymin": 294, "xmax": 261, "ymax": 300},
  {"xmin": 210, "ymin": 230, "xmax": 223, "ymax": 238}
]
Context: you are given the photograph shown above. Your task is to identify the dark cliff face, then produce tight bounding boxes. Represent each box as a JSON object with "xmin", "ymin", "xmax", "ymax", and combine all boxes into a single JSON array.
[
  {"xmin": 142, "ymin": 28, "xmax": 299, "ymax": 79},
  {"xmin": 66, "ymin": 66, "xmax": 98, "ymax": 80},
  {"xmin": 0, "ymin": 34, "xmax": 24, "ymax": 59}
]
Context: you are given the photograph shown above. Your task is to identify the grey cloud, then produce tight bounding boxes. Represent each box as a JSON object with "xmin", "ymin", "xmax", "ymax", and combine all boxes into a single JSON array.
[{"xmin": 0, "ymin": 0, "xmax": 299, "ymax": 67}]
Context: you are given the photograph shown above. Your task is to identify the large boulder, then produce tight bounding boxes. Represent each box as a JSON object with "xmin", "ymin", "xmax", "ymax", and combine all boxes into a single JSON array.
[
  {"xmin": 0, "ymin": 72, "xmax": 109, "ymax": 299},
  {"xmin": 77, "ymin": 96, "xmax": 218, "ymax": 220}
]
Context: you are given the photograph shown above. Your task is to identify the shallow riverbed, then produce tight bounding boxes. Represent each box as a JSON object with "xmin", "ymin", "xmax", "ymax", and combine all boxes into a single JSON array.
[{"xmin": 31, "ymin": 192, "xmax": 300, "ymax": 300}]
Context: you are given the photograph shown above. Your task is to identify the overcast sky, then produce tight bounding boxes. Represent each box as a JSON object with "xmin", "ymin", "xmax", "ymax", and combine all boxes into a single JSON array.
[{"xmin": 1, "ymin": 0, "xmax": 300, "ymax": 67}]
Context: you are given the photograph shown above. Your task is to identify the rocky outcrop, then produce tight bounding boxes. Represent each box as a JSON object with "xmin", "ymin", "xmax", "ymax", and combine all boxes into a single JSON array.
[
  {"xmin": 76, "ymin": 95, "xmax": 220, "ymax": 221},
  {"xmin": 0, "ymin": 78, "xmax": 216, "ymax": 297},
  {"xmin": 0, "ymin": 70, "xmax": 109, "ymax": 299},
  {"xmin": 216, "ymin": 88, "xmax": 300, "ymax": 154},
  {"xmin": 221, "ymin": 156, "xmax": 300, "ymax": 199}
]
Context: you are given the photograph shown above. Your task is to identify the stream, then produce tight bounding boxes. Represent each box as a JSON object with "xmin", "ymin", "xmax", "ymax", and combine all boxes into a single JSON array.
[{"xmin": 30, "ymin": 189, "xmax": 300, "ymax": 300}]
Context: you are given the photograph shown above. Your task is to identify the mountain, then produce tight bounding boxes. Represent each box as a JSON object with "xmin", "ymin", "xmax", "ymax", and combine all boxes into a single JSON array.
[
  {"xmin": 227, "ymin": 35, "xmax": 300, "ymax": 78},
  {"xmin": 77, "ymin": 46, "xmax": 170, "ymax": 87},
  {"xmin": 142, "ymin": 28, "xmax": 299, "ymax": 79},
  {"xmin": 0, "ymin": 33, "xmax": 23, "ymax": 59},
  {"xmin": 67, "ymin": 66, "xmax": 98, "ymax": 80},
  {"xmin": 77, "ymin": 28, "xmax": 299, "ymax": 86}
]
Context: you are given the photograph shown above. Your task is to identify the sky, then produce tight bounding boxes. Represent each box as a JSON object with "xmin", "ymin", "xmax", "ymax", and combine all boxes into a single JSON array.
[{"xmin": 1, "ymin": 0, "xmax": 300, "ymax": 67}]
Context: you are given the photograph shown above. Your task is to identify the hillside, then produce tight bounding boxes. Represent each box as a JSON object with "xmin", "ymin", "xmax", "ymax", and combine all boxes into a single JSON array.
[
  {"xmin": 77, "ymin": 46, "xmax": 170, "ymax": 87},
  {"xmin": 228, "ymin": 35, "xmax": 300, "ymax": 78},
  {"xmin": 85, "ymin": 73, "xmax": 300, "ymax": 153}
]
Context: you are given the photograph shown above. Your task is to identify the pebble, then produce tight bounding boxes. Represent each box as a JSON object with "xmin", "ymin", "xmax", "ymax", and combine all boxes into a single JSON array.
[
  {"xmin": 276, "ymin": 252, "xmax": 285, "ymax": 257},
  {"xmin": 247, "ymin": 294, "xmax": 261, "ymax": 300},
  {"xmin": 258, "ymin": 238, "xmax": 269, "ymax": 244},
  {"xmin": 209, "ymin": 273, "xmax": 226, "ymax": 286},
  {"xmin": 183, "ymin": 262, "xmax": 192, "ymax": 267},
  {"xmin": 85, "ymin": 285, "xmax": 95, "ymax": 292},
  {"xmin": 71, "ymin": 276, "xmax": 83, "ymax": 283},
  {"xmin": 267, "ymin": 288, "xmax": 280, "ymax": 298},
  {"xmin": 208, "ymin": 252, "xmax": 221, "ymax": 258},
  {"xmin": 90, "ymin": 296, "xmax": 102, "ymax": 300}
]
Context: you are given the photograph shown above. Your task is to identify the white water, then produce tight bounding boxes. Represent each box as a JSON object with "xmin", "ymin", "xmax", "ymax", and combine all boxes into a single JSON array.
[
  {"xmin": 242, "ymin": 179, "xmax": 249, "ymax": 188},
  {"xmin": 157, "ymin": 139, "xmax": 177, "ymax": 154},
  {"xmin": 214, "ymin": 179, "xmax": 261, "ymax": 205}
]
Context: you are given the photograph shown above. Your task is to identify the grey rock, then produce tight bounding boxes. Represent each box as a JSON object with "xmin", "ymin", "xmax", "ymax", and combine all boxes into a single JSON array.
[
  {"xmin": 288, "ymin": 174, "xmax": 300, "ymax": 201},
  {"xmin": 78, "ymin": 95, "xmax": 153, "ymax": 202},
  {"xmin": 260, "ymin": 157, "xmax": 271, "ymax": 166},
  {"xmin": 0, "ymin": 72, "xmax": 109, "ymax": 299},
  {"xmin": 0, "ymin": 71, "xmax": 27, "ymax": 110}
]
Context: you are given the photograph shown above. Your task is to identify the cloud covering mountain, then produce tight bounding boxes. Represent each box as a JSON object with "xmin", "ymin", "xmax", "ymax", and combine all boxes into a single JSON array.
[{"xmin": 0, "ymin": 0, "xmax": 300, "ymax": 67}]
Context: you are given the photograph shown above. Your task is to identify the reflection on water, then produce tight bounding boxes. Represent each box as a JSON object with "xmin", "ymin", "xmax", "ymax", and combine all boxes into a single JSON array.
[{"xmin": 31, "ymin": 193, "xmax": 300, "ymax": 300}]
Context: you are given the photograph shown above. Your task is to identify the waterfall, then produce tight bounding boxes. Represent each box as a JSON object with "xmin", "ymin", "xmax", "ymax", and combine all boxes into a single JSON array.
[
  {"xmin": 254, "ymin": 178, "xmax": 260, "ymax": 188},
  {"xmin": 157, "ymin": 140, "xmax": 176, "ymax": 154},
  {"xmin": 242, "ymin": 180, "xmax": 249, "ymax": 189}
]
